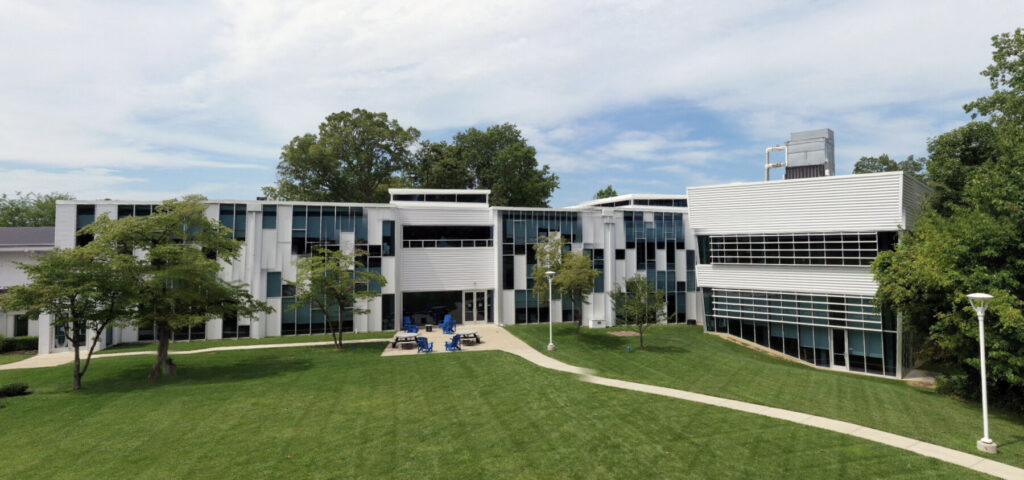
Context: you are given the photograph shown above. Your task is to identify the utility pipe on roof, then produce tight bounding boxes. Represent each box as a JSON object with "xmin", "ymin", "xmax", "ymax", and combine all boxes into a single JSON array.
[{"xmin": 764, "ymin": 146, "xmax": 787, "ymax": 181}]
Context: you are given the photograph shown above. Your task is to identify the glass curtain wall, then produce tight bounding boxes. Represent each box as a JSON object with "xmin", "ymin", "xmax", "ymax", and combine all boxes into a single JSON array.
[
  {"xmin": 704, "ymin": 288, "xmax": 899, "ymax": 376},
  {"xmin": 624, "ymin": 211, "xmax": 690, "ymax": 322},
  {"xmin": 499, "ymin": 210, "xmax": 581, "ymax": 324}
]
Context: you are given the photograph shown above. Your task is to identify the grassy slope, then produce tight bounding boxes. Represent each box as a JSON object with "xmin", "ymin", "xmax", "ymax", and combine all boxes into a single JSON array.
[
  {"xmin": 509, "ymin": 323, "xmax": 1024, "ymax": 468},
  {"xmin": 102, "ymin": 331, "xmax": 393, "ymax": 353},
  {"xmin": 0, "ymin": 345, "xmax": 985, "ymax": 479}
]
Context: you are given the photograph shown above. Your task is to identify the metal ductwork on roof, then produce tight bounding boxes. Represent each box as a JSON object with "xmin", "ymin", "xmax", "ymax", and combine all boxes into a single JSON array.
[
  {"xmin": 784, "ymin": 129, "xmax": 835, "ymax": 180},
  {"xmin": 764, "ymin": 128, "xmax": 836, "ymax": 181}
]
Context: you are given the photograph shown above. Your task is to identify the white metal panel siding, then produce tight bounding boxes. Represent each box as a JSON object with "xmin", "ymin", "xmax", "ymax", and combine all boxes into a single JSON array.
[
  {"xmin": 399, "ymin": 248, "xmax": 496, "ymax": 292},
  {"xmin": 902, "ymin": 174, "xmax": 931, "ymax": 229},
  {"xmin": 696, "ymin": 264, "xmax": 877, "ymax": 296},
  {"xmin": 398, "ymin": 206, "xmax": 491, "ymax": 225},
  {"xmin": 54, "ymin": 203, "xmax": 77, "ymax": 248},
  {"xmin": 687, "ymin": 172, "xmax": 905, "ymax": 234}
]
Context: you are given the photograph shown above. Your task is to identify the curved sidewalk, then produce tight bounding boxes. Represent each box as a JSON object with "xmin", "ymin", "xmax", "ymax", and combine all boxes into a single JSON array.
[{"xmin": 0, "ymin": 338, "xmax": 390, "ymax": 371}]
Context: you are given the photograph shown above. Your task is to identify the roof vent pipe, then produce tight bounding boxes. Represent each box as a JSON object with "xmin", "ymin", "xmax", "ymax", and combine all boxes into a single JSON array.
[{"xmin": 765, "ymin": 146, "xmax": 787, "ymax": 181}]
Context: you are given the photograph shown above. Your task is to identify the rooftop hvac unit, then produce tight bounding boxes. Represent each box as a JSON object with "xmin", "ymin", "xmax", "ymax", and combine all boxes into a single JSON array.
[{"xmin": 764, "ymin": 128, "xmax": 836, "ymax": 181}]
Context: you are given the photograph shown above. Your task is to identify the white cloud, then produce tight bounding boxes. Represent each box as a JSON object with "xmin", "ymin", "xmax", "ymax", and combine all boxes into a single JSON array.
[{"xmin": 0, "ymin": 0, "xmax": 1021, "ymax": 200}]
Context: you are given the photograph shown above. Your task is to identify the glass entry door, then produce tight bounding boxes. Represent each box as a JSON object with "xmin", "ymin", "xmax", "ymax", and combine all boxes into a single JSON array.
[
  {"xmin": 831, "ymin": 329, "xmax": 847, "ymax": 371},
  {"xmin": 462, "ymin": 290, "xmax": 489, "ymax": 324}
]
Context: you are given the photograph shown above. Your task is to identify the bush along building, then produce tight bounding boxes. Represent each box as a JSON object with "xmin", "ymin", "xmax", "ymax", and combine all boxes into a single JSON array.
[{"xmin": 32, "ymin": 129, "xmax": 926, "ymax": 379}]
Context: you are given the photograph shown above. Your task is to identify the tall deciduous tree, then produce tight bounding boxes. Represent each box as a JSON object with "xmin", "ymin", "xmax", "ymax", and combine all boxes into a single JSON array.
[
  {"xmin": 531, "ymin": 234, "xmax": 599, "ymax": 333},
  {"xmin": 0, "ymin": 192, "xmax": 74, "ymax": 227},
  {"xmin": 290, "ymin": 247, "xmax": 386, "ymax": 349},
  {"xmin": 852, "ymin": 154, "xmax": 926, "ymax": 181},
  {"xmin": 83, "ymin": 196, "xmax": 272, "ymax": 381},
  {"xmin": 531, "ymin": 234, "xmax": 567, "ymax": 307},
  {"xmin": 406, "ymin": 124, "xmax": 560, "ymax": 207},
  {"xmin": 611, "ymin": 275, "xmax": 670, "ymax": 350},
  {"xmin": 594, "ymin": 185, "xmax": 618, "ymax": 199},
  {"xmin": 264, "ymin": 108, "xmax": 421, "ymax": 203},
  {"xmin": 2, "ymin": 244, "xmax": 138, "ymax": 390},
  {"xmin": 873, "ymin": 29, "xmax": 1024, "ymax": 408}
]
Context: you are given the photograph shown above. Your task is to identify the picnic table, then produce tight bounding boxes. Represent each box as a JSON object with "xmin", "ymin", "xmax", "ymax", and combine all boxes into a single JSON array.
[
  {"xmin": 454, "ymin": 329, "xmax": 481, "ymax": 344},
  {"xmin": 392, "ymin": 332, "xmax": 419, "ymax": 348}
]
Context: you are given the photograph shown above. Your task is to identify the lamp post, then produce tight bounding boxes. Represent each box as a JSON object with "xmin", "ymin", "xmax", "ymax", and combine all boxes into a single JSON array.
[
  {"xmin": 546, "ymin": 271, "xmax": 556, "ymax": 351},
  {"xmin": 968, "ymin": 292, "xmax": 997, "ymax": 454}
]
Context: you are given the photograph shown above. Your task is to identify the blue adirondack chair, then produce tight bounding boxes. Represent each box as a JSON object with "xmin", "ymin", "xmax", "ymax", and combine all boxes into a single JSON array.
[
  {"xmin": 416, "ymin": 337, "xmax": 433, "ymax": 354},
  {"xmin": 445, "ymin": 334, "xmax": 462, "ymax": 352},
  {"xmin": 442, "ymin": 314, "xmax": 455, "ymax": 334},
  {"xmin": 403, "ymin": 316, "xmax": 418, "ymax": 333}
]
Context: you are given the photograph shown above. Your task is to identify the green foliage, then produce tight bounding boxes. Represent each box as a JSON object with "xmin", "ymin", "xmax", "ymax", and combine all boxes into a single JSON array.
[
  {"xmin": 965, "ymin": 28, "xmax": 1024, "ymax": 137},
  {"xmin": 852, "ymin": 154, "xmax": 926, "ymax": 181},
  {"xmin": 554, "ymin": 251, "xmax": 600, "ymax": 333},
  {"xmin": 610, "ymin": 275, "xmax": 669, "ymax": 349},
  {"xmin": 82, "ymin": 196, "xmax": 272, "ymax": 381},
  {"xmin": 0, "ymin": 382, "xmax": 29, "ymax": 398},
  {"xmin": 529, "ymin": 234, "xmax": 567, "ymax": 306},
  {"xmin": 264, "ymin": 108, "xmax": 421, "ymax": 203},
  {"xmin": 0, "ymin": 337, "xmax": 38, "ymax": 353},
  {"xmin": 0, "ymin": 192, "xmax": 74, "ymax": 227},
  {"xmin": 1, "ymin": 241, "xmax": 140, "ymax": 389},
  {"xmin": 405, "ymin": 140, "xmax": 473, "ymax": 189},
  {"xmin": 405, "ymin": 124, "xmax": 560, "ymax": 207},
  {"xmin": 290, "ymin": 247, "xmax": 386, "ymax": 349},
  {"xmin": 873, "ymin": 29, "xmax": 1024, "ymax": 403},
  {"xmin": 924, "ymin": 122, "xmax": 1002, "ymax": 215},
  {"xmin": 594, "ymin": 185, "xmax": 618, "ymax": 199}
]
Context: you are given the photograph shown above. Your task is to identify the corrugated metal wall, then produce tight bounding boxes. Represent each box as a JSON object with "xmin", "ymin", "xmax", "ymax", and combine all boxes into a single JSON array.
[
  {"xmin": 687, "ymin": 172, "xmax": 906, "ymax": 234},
  {"xmin": 400, "ymin": 248, "xmax": 496, "ymax": 292},
  {"xmin": 696, "ymin": 264, "xmax": 877, "ymax": 296}
]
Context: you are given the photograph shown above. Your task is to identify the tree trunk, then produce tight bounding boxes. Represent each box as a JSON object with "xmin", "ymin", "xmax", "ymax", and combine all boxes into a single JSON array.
[
  {"xmin": 575, "ymin": 297, "xmax": 583, "ymax": 337},
  {"xmin": 73, "ymin": 339, "xmax": 82, "ymax": 391},
  {"xmin": 148, "ymin": 325, "xmax": 173, "ymax": 381}
]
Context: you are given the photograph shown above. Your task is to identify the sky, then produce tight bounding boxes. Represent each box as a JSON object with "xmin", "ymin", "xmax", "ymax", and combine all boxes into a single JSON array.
[{"xmin": 1, "ymin": 1, "xmax": 1022, "ymax": 208}]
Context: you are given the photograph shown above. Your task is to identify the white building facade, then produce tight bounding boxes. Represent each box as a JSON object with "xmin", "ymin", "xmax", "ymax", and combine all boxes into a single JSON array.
[
  {"xmin": 0, "ymin": 227, "xmax": 53, "ymax": 339},
  {"xmin": 30, "ymin": 151, "xmax": 926, "ymax": 380}
]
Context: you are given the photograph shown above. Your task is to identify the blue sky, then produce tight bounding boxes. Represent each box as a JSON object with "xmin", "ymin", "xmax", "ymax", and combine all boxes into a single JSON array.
[{"xmin": 1, "ymin": 1, "xmax": 1022, "ymax": 207}]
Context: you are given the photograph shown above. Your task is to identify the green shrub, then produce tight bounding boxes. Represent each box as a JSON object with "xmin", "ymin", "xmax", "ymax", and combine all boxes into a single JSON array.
[
  {"xmin": 0, "ymin": 383, "xmax": 29, "ymax": 397},
  {"xmin": 936, "ymin": 372, "xmax": 979, "ymax": 401},
  {"xmin": 0, "ymin": 336, "xmax": 38, "ymax": 353}
]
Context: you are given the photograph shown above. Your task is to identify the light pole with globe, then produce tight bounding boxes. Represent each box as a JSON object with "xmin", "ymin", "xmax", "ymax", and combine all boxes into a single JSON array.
[
  {"xmin": 546, "ymin": 270, "xmax": 556, "ymax": 351},
  {"xmin": 968, "ymin": 292, "xmax": 997, "ymax": 454}
]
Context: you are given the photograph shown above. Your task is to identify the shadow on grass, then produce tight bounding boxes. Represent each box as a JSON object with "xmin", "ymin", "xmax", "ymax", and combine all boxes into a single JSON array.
[{"xmin": 78, "ymin": 354, "xmax": 317, "ymax": 395}]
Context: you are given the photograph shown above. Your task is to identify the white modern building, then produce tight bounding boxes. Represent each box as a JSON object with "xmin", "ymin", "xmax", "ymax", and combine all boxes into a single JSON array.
[
  {"xmin": 22, "ymin": 129, "xmax": 928, "ymax": 378},
  {"xmin": 0, "ymin": 227, "xmax": 54, "ymax": 338}
]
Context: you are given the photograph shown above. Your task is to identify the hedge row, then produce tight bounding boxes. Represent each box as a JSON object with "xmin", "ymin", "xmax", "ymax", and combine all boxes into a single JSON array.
[{"xmin": 0, "ymin": 336, "xmax": 38, "ymax": 353}]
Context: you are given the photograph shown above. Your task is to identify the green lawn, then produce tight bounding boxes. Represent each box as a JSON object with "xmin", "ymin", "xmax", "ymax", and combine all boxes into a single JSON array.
[
  {"xmin": 102, "ymin": 331, "xmax": 394, "ymax": 353},
  {"xmin": 509, "ymin": 323, "xmax": 1024, "ymax": 469},
  {"xmin": 0, "ymin": 353, "xmax": 33, "ymax": 365},
  {"xmin": 0, "ymin": 344, "xmax": 986, "ymax": 478}
]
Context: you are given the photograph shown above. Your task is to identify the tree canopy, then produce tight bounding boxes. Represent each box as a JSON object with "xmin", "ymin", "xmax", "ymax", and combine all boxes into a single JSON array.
[
  {"xmin": 2, "ymin": 244, "xmax": 138, "ymax": 390},
  {"xmin": 872, "ymin": 28, "xmax": 1024, "ymax": 410},
  {"xmin": 0, "ymin": 192, "xmax": 74, "ymax": 227},
  {"xmin": 610, "ymin": 275, "xmax": 669, "ymax": 350},
  {"xmin": 290, "ymin": 247, "xmax": 386, "ymax": 349},
  {"xmin": 83, "ymin": 196, "xmax": 272, "ymax": 381},
  {"xmin": 264, "ymin": 108, "xmax": 421, "ymax": 203},
  {"xmin": 594, "ymin": 185, "xmax": 618, "ymax": 199},
  {"xmin": 852, "ymin": 154, "xmax": 926, "ymax": 181},
  {"xmin": 405, "ymin": 124, "xmax": 560, "ymax": 207}
]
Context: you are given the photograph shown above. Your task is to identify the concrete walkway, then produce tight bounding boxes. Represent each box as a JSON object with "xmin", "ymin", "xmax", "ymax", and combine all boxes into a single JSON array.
[
  {"xmin": 4, "ymin": 327, "xmax": 1022, "ymax": 478},
  {"xmin": 0, "ymin": 338, "xmax": 390, "ymax": 370}
]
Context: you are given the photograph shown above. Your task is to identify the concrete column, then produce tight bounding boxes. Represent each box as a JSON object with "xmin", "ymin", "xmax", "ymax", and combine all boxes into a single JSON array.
[
  {"xmin": 38, "ymin": 314, "xmax": 52, "ymax": 354},
  {"xmin": 602, "ymin": 209, "xmax": 616, "ymax": 327}
]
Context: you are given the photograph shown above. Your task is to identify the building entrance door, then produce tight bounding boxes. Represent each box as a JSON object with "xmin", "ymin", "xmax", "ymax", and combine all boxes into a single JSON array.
[
  {"xmin": 462, "ymin": 290, "xmax": 489, "ymax": 324},
  {"xmin": 831, "ymin": 329, "xmax": 848, "ymax": 371}
]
